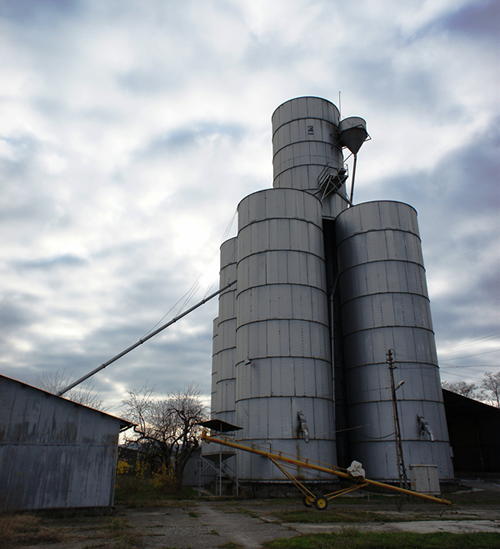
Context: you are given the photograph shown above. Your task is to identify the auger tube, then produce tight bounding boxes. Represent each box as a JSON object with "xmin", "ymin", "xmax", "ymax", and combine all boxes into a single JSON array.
[{"xmin": 202, "ymin": 430, "xmax": 452, "ymax": 506}]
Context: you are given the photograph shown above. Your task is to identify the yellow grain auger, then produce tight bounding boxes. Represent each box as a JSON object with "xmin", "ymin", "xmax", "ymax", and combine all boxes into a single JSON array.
[{"xmin": 201, "ymin": 429, "xmax": 452, "ymax": 509}]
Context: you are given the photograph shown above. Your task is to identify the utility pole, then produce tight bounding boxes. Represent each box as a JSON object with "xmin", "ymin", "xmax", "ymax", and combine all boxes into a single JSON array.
[{"xmin": 387, "ymin": 349, "xmax": 408, "ymax": 490}]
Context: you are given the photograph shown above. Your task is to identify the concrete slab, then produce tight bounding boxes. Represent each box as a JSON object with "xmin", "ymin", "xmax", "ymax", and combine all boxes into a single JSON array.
[
  {"xmin": 124, "ymin": 503, "xmax": 297, "ymax": 549},
  {"xmin": 124, "ymin": 502, "xmax": 500, "ymax": 548}
]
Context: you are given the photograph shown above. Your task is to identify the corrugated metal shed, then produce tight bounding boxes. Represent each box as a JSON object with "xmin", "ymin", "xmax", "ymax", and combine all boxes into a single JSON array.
[
  {"xmin": 0, "ymin": 374, "xmax": 131, "ymax": 512},
  {"xmin": 442, "ymin": 389, "xmax": 500, "ymax": 473}
]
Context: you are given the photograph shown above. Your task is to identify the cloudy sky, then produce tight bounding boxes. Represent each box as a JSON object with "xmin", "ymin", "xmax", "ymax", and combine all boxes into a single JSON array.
[{"xmin": 1, "ymin": 0, "xmax": 498, "ymax": 412}]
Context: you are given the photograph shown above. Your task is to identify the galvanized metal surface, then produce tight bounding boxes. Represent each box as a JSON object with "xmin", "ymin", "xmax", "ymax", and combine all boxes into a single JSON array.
[
  {"xmin": 202, "ymin": 431, "xmax": 452, "ymax": 505},
  {"xmin": 272, "ymin": 96, "xmax": 347, "ymax": 219},
  {"xmin": 0, "ymin": 375, "xmax": 126, "ymax": 511},
  {"xmin": 211, "ymin": 316, "xmax": 221, "ymax": 417},
  {"xmin": 235, "ymin": 188, "xmax": 335, "ymax": 480},
  {"xmin": 338, "ymin": 116, "xmax": 368, "ymax": 155},
  {"xmin": 335, "ymin": 201, "xmax": 454, "ymax": 481},
  {"xmin": 211, "ymin": 238, "xmax": 237, "ymax": 424},
  {"xmin": 209, "ymin": 99, "xmax": 452, "ymax": 487}
]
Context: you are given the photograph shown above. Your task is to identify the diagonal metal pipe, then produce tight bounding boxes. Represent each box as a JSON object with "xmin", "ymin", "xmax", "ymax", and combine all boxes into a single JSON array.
[{"xmin": 57, "ymin": 280, "xmax": 236, "ymax": 396}]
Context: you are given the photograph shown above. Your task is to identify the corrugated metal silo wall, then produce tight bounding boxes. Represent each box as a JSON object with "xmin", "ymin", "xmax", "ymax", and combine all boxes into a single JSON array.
[
  {"xmin": 214, "ymin": 237, "xmax": 238, "ymax": 425},
  {"xmin": 211, "ymin": 316, "xmax": 221, "ymax": 418},
  {"xmin": 0, "ymin": 376, "xmax": 121, "ymax": 512},
  {"xmin": 272, "ymin": 96, "xmax": 347, "ymax": 219},
  {"xmin": 335, "ymin": 201, "xmax": 454, "ymax": 481},
  {"xmin": 208, "ymin": 238, "xmax": 238, "ymax": 461},
  {"xmin": 235, "ymin": 188, "xmax": 335, "ymax": 481}
]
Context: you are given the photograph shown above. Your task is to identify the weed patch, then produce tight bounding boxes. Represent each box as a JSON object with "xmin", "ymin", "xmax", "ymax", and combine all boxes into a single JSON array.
[
  {"xmin": 273, "ymin": 508, "xmax": 399, "ymax": 524},
  {"xmin": 114, "ymin": 475, "xmax": 197, "ymax": 507},
  {"xmin": 0, "ymin": 514, "xmax": 64, "ymax": 548},
  {"xmin": 264, "ymin": 530, "xmax": 500, "ymax": 549},
  {"xmin": 105, "ymin": 516, "xmax": 143, "ymax": 548}
]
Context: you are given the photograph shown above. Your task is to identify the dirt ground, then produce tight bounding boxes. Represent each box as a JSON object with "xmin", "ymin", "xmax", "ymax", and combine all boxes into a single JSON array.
[{"xmin": 17, "ymin": 479, "xmax": 500, "ymax": 549}]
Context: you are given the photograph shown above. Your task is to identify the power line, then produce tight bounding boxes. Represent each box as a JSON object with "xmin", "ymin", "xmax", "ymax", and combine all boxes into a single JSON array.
[
  {"xmin": 439, "ymin": 349, "xmax": 500, "ymax": 362},
  {"xmin": 440, "ymin": 371, "xmax": 485, "ymax": 383},
  {"xmin": 438, "ymin": 332, "xmax": 500, "ymax": 352},
  {"xmin": 142, "ymin": 209, "xmax": 238, "ymax": 338},
  {"xmin": 440, "ymin": 364, "xmax": 498, "ymax": 369}
]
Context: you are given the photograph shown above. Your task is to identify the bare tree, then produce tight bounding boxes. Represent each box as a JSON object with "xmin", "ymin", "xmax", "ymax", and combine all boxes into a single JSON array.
[
  {"xmin": 481, "ymin": 371, "xmax": 500, "ymax": 408},
  {"xmin": 441, "ymin": 380, "xmax": 484, "ymax": 400},
  {"xmin": 36, "ymin": 369, "xmax": 107, "ymax": 410},
  {"xmin": 121, "ymin": 383, "xmax": 207, "ymax": 492}
]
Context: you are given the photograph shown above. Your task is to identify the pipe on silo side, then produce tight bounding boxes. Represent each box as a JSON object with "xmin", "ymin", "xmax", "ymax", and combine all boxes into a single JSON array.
[
  {"xmin": 335, "ymin": 201, "xmax": 454, "ymax": 482},
  {"xmin": 235, "ymin": 188, "xmax": 336, "ymax": 482}
]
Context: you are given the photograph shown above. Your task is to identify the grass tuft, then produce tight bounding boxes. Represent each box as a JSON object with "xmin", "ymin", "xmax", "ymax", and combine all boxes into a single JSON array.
[
  {"xmin": 0, "ymin": 514, "xmax": 64, "ymax": 548},
  {"xmin": 114, "ymin": 474, "xmax": 197, "ymax": 508},
  {"xmin": 273, "ymin": 508, "xmax": 398, "ymax": 524},
  {"xmin": 264, "ymin": 530, "xmax": 500, "ymax": 549},
  {"xmin": 105, "ymin": 516, "xmax": 144, "ymax": 548}
]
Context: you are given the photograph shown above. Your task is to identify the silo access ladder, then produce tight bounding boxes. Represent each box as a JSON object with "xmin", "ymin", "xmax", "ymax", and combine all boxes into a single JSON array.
[{"xmin": 201, "ymin": 430, "xmax": 452, "ymax": 509}]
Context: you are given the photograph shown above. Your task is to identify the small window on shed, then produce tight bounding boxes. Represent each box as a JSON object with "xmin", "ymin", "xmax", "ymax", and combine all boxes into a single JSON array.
[{"xmin": 307, "ymin": 126, "xmax": 314, "ymax": 135}]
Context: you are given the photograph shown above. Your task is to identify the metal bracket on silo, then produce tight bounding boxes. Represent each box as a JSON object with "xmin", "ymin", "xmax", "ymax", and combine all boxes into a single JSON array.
[
  {"xmin": 417, "ymin": 415, "xmax": 435, "ymax": 442},
  {"xmin": 297, "ymin": 411, "xmax": 310, "ymax": 443}
]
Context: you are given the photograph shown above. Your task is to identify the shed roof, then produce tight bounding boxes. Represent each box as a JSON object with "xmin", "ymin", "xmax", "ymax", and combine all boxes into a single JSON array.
[{"xmin": 0, "ymin": 374, "xmax": 133, "ymax": 431}]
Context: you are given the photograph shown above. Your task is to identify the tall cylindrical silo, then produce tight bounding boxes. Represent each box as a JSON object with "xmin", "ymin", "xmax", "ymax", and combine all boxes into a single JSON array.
[
  {"xmin": 272, "ymin": 97, "xmax": 348, "ymax": 220},
  {"xmin": 235, "ymin": 188, "xmax": 335, "ymax": 482},
  {"xmin": 211, "ymin": 237, "xmax": 238, "ymax": 424},
  {"xmin": 335, "ymin": 201, "xmax": 454, "ymax": 481},
  {"xmin": 211, "ymin": 316, "xmax": 221, "ymax": 418}
]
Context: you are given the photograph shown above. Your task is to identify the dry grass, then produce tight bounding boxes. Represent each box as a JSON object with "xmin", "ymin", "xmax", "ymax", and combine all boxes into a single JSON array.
[
  {"xmin": 264, "ymin": 530, "xmax": 500, "ymax": 549},
  {"xmin": 105, "ymin": 516, "xmax": 144, "ymax": 548},
  {"xmin": 0, "ymin": 513, "xmax": 64, "ymax": 548}
]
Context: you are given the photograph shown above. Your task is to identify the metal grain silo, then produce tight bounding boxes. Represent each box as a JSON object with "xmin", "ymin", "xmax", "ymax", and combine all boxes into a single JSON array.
[
  {"xmin": 211, "ymin": 316, "xmax": 221, "ymax": 418},
  {"xmin": 335, "ymin": 201, "xmax": 454, "ymax": 481},
  {"xmin": 235, "ymin": 187, "xmax": 335, "ymax": 482},
  {"xmin": 272, "ymin": 97, "xmax": 348, "ymax": 219},
  {"xmin": 212, "ymin": 237, "xmax": 238, "ymax": 424}
]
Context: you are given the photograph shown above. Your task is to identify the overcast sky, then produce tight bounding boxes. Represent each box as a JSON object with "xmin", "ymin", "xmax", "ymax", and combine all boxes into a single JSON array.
[{"xmin": 1, "ymin": 0, "xmax": 499, "ymax": 412}]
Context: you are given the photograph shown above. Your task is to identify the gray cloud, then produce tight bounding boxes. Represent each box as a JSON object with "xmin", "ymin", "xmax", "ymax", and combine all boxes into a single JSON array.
[
  {"xmin": 356, "ymin": 115, "xmax": 500, "ymax": 377},
  {"xmin": 0, "ymin": 0, "xmax": 82, "ymax": 24},
  {"xmin": 440, "ymin": 0, "xmax": 500, "ymax": 37},
  {"xmin": 12, "ymin": 254, "xmax": 88, "ymax": 271},
  {"xmin": 0, "ymin": 0, "xmax": 497, "ymax": 410},
  {"xmin": 138, "ymin": 123, "xmax": 247, "ymax": 159}
]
